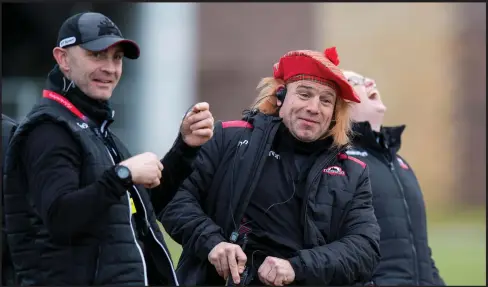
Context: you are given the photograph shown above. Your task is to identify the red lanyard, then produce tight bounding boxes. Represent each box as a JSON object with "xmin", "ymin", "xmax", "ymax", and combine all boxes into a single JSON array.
[
  {"xmin": 42, "ymin": 89, "xmax": 122, "ymax": 162},
  {"xmin": 42, "ymin": 90, "xmax": 87, "ymax": 121}
]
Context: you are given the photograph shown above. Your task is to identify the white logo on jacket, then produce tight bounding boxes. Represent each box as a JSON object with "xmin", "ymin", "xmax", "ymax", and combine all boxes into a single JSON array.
[
  {"xmin": 237, "ymin": 140, "xmax": 248, "ymax": 147},
  {"xmin": 268, "ymin": 150, "xmax": 280, "ymax": 160},
  {"xmin": 77, "ymin": 122, "xmax": 89, "ymax": 129},
  {"xmin": 346, "ymin": 149, "xmax": 368, "ymax": 157}
]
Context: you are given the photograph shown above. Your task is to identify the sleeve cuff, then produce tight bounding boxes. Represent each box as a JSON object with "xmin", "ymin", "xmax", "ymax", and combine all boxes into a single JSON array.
[
  {"xmin": 197, "ymin": 233, "xmax": 226, "ymax": 261},
  {"xmin": 288, "ymin": 255, "xmax": 306, "ymax": 282},
  {"xmin": 175, "ymin": 133, "xmax": 201, "ymax": 157},
  {"xmin": 103, "ymin": 166, "xmax": 131, "ymax": 197}
]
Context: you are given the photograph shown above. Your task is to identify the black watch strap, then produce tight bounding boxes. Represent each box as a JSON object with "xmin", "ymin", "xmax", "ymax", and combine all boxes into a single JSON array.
[{"xmin": 114, "ymin": 164, "xmax": 132, "ymax": 186}]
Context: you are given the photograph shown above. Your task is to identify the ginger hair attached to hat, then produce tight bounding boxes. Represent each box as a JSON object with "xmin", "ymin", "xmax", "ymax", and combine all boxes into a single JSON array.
[{"xmin": 251, "ymin": 47, "xmax": 360, "ymax": 148}]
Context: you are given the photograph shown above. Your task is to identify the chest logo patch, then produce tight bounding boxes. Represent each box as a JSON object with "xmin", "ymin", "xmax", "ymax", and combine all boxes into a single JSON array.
[{"xmin": 323, "ymin": 165, "xmax": 346, "ymax": 176}]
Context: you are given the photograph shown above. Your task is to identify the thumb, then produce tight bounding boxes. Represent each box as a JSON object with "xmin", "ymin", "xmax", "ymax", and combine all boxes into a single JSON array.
[{"xmin": 192, "ymin": 102, "xmax": 209, "ymax": 113}]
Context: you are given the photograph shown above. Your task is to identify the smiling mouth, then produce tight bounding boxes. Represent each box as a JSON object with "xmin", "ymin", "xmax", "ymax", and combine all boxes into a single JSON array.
[
  {"xmin": 93, "ymin": 79, "xmax": 112, "ymax": 84},
  {"xmin": 299, "ymin": 118, "xmax": 318, "ymax": 124}
]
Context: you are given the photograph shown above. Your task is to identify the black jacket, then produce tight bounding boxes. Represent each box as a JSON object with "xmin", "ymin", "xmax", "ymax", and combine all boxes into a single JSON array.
[
  {"xmin": 2, "ymin": 66, "xmax": 198, "ymax": 285},
  {"xmin": 350, "ymin": 122, "xmax": 445, "ymax": 286},
  {"xmin": 161, "ymin": 111, "xmax": 381, "ymax": 286},
  {"xmin": 2, "ymin": 114, "xmax": 17, "ymax": 286}
]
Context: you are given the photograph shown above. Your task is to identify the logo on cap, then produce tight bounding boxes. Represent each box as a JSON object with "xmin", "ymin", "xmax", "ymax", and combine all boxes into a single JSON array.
[
  {"xmin": 59, "ymin": 36, "xmax": 76, "ymax": 48},
  {"xmin": 98, "ymin": 17, "xmax": 121, "ymax": 36}
]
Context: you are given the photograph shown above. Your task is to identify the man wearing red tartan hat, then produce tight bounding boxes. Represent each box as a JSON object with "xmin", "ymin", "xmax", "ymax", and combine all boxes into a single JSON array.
[{"xmin": 162, "ymin": 47, "xmax": 380, "ymax": 286}]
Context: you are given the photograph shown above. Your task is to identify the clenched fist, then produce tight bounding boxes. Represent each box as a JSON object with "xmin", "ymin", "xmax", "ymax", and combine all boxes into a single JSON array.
[
  {"xmin": 119, "ymin": 152, "xmax": 163, "ymax": 189},
  {"xmin": 258, "ymin": 256, "xmax": 295, "ymax": 286},
  {"xmin": 208, "ymin": 242, "xmax": 247, "ymax": 284},
  {"xmin": 180, "ymin": 102, "xmax": 214, "ymax": 147}
]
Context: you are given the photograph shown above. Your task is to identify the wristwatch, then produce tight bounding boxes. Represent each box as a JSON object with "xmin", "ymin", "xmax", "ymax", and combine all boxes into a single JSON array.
[{"xmin": 114, "ymin": 164, "xmax": 132, "ymax": 186}]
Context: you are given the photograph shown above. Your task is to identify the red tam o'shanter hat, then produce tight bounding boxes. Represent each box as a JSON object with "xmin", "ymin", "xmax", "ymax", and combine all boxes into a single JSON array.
[{"xmin": 273, "ymin": 47, "xmax": 360, "ymax": 103}]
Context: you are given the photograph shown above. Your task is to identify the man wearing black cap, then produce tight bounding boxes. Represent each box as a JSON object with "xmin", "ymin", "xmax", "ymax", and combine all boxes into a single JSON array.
[{"xmin": 2, "ymin": 12, "xmax": 214, "ymax": 286}]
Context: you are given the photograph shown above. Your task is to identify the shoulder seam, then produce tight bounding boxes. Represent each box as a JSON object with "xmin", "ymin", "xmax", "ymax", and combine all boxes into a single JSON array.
[
  {"xmin": 338, "ymin": 153, "xmax": 367, "ymax": 169},
  {"xmin": 221, "ymin": 120, "xmax": 253, "ymax": 129}
]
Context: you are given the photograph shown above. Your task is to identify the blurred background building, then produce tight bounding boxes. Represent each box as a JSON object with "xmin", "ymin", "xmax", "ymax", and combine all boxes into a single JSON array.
[{"xmin": 1, "ymin": 3, "xmax": 486, "ymax": 285}]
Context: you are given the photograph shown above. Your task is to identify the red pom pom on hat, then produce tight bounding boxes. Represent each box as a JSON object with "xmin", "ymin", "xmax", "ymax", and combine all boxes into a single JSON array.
[{"xmin": 324, "ymin": 47, "xmax": 340, "ymax": 66}]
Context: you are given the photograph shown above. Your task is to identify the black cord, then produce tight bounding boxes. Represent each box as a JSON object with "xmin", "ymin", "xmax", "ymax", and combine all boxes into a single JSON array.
[
  {"xmin": 228, "ymin": 107, "xmax": 257, "ymax": 233},
  {"xmin": 228, "ymin": 90, "xmax": 283, "ymax": 234},
  {"xmin": 228, "ymin": 102, "xmax": 298, "ymax": 240},
  {"xmin": 236, "ymin": 181, "xmax": 297, "ymax": 235}
]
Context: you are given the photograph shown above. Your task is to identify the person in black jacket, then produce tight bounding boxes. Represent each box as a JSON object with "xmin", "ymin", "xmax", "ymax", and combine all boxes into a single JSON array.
[
  {"xmin": 162, "ymin": 48, "xmax": 380, "ymax": 286},
  {"xmin": 343, "ymin": 70, "xmax": 445, "ymax": 286},
  {"xmin": 2, "ymin": 114, "xmax": 18, "ymax": 286},
  {"xmin": 2, "ymin": 12, "xmax": 214, "ymax": 286}
]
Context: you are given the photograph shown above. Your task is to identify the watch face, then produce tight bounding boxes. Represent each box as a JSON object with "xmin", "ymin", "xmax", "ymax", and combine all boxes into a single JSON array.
[{"xmin": 117, "ymin": 166, "xmax": 130, "ymax": 179}]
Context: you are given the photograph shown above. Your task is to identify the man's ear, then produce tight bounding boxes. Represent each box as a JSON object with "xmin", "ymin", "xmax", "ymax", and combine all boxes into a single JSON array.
[{"xmin": 53, "ymin": 47, "xmax": 70, "ymax": 73}]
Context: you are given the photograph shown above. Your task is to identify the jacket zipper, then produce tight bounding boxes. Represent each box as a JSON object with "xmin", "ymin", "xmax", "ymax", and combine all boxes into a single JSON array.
[
  {"xmin": 233, "ymin": 120, "xmax": 281, "ymax": 231},
  {"xmin": 386, "ymin": 156, "xmax": 420, "ymax": 285},
  {"xmin": 104, "ymin": 146, "xmax": 149, "ymax": 285},
  {"xmin": 93, "ymin": 245, "xmax": 101, "ymax": 284},
  {"xmin": 132, "ymin": 186, "xmax": 180, "ymax": 286}
]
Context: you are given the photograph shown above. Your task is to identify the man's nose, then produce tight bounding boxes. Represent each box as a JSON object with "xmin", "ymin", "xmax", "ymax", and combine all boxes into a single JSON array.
[
  {"xmin": 305, "ymin": 97, "xmax": 320, "ymax": 114},
  {"xmin": 101, "ymin": 60, "xmax": 117, "ymax": 74}
]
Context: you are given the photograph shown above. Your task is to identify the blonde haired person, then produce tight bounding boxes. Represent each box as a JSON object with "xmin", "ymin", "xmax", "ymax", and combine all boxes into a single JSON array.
[
  {"xmin": 344, "ymin": 70, "xmax": 445, "ymax": 286},
  {"xmin": 162, "ymin": 47, "xmax": 380, "ymax": 286}
]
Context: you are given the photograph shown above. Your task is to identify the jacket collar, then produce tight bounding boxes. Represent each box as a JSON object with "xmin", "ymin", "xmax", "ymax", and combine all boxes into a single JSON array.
[{"xmin": 352, "ymin": 121, "xmax": 406, "ymax": 154}]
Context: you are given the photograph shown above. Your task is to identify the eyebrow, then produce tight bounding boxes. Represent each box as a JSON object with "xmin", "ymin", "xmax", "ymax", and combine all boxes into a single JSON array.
[
  {"xmin": 297, "ymin": 84, "xmax": 335, "ymax": 97},
  {"xmin": 296, "ymin": 85, "xmax": 314, "ymax": 90},
  {"xmin": 113, "ymin": 47, "xmax": 124, "ymax": 54}
]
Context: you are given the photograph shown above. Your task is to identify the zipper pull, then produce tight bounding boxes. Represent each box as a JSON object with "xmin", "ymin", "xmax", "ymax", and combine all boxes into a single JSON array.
[
  {"xmin": 140, "ymin": 219, "xmax": 150, "ymax": 236},
  {"xmin": 229, "ymin": 231, "xmax": 239, "ymax": 243},
  {"xmin": 389, "ymin": 161, "xmax": 395, "ymax": 171}
]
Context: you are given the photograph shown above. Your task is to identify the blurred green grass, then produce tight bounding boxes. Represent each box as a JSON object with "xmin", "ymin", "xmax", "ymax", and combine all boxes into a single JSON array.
[
  {"xmin": 159, "ymin": 206, "xmax": 486, "ymax": 286},
  {"xmin": 427, "ymin": 207, "xmax": 486, "ymax": 286}
]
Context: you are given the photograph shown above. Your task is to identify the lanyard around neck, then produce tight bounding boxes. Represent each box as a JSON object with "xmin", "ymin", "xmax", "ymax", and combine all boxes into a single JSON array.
[{"xmin": 42, "ymin": 90, "xmax": 88, "ymax": 121}]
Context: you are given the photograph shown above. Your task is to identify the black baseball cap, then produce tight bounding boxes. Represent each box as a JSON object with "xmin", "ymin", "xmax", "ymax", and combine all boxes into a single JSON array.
[{"xmin": 56, "ymin": 12, "xmax": 140, "ymax": 59}]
